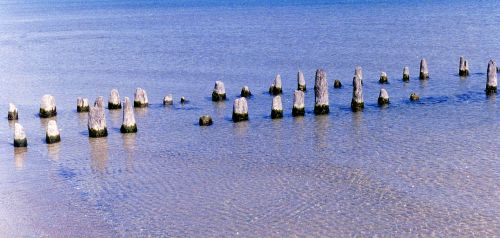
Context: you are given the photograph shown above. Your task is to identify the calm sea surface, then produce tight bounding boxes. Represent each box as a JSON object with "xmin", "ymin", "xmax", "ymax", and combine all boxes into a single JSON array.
[{"xmin": 0, "ymin": 0, "xmax": 499, "ymax": 236}]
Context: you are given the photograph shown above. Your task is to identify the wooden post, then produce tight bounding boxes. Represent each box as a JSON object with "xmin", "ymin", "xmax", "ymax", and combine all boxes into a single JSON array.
[
  {"xmin": 271, "ymin": 95, "xmax": 283, "ymax": 119},
  {"xmin": 232, "ymin": 97, "xmax": 248, "ymax": 122},
  {"xmin": 292, "ymin": 90, "xmax": 305, "ymax": 116},
  {"xmin": 8, "ymin": 103, "xmax": 18, "ymax": 120},
  {"xmin": 120, "ymin": 97, "xmax": 137, "ymax": 133},
  {"xmin": 88, "ymin": 105, "xmax": 108, "ymax": 137},
  {"xmin": 39, "ymin": 94, "xmax": 57, "ymax": 118},
  {"xmin": 314, "ymin": 69, "xmax": 329, "ymax": 114},
  {"xmin": 212, "ymin": 81, "xmax": 226, "ymax": 101},
  {"xmin": 77, "ymin": 97, "xmax": 89, "ymax": 112},
  {"xmin": 134, "ymin": 88, "xmax": 149, "ymax": 107},
  {"xmin": 378, "ymin": 89, "xmax": 389, "ymax": 105},
  {"xmin": 419, "ymin": 58, "xmax": 429, "ymax": 79},
  {"xmin": 108, "ymin": 89, "xmax": 121, "ymax": 109},
  {"xmin": 13, "ymin": 123, "xmax": 27, "ymax": 147},
  {"xmin": 297, "ymin": 71, "xmax": 306, "ymax": 91},
  {"xmin": 486, "ymin": 60, "xmax": 498, "ymax": 94},
  {"xmin": 46, "ymin": 120, "xmax": 61, "ymax": 144},
  {"xmin": 351, "ymin": 75, "xmax": 364, "ymax": 111}
]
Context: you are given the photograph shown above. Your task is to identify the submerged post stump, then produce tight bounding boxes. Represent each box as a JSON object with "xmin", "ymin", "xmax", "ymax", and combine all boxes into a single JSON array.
[
  {"xmin": 77, "ymin": 97, "xmax": 89, "ymax": 112},
  {"xmin": 314, "ymin": 69, "xmax": 329, "ymax": 114},
  {"xmin": 269, "ymin": 74, "xmax": 282, "ymax": 95},
  {"xmin": 120, "ymin": 97, "xmax": 137, "ymax": 133},
  {"xmin": 241, "ymin": 86, "xmax": 251, "ymax": 97},
  {"xmin": 8, "ymin": 103, "xmax": 18, "ymax": 120},
  {"xmin": 351, "ymin": 75, "xmax": 364, "ymax": 111},
  {"xmin": 180, "ymin": 97, "xmax": 188, "ymax": 104},
  {"xmin": 39, "ymin": 94, "xmax": 56, "ymax": 118},
  {"xmin": 271, "ymin": 95, "xmax": 283, "ymax": 119},
  {"xmin": 88, "ymin": 106, "xmax": 107, "ymax": 137},
  {"xmin": 419, "ymin": 58, "xmax": 429, "ymax": 79},
  {"xmin": 486, "ymin": 60, "xmax": 497, "ymax": 94},
  {"xmin": 94, "ymin": 96, "xmax": 105, "ymax": 109},
  {"xmin": 459, "ymin": 56, "xmax": 469, "ymax": 76},
  {"xmin": 403, "ymin": 66, "xmax": 410, "ymax": 81},
  {"xmin": 334, "ymin": 79, "xmax": 342, "ymax": 88},
  {"xmin": 14, "ymin": 123, "xmax": 27, "ymax": 147},
  {"xmin": 410, "ymin": 93, "xmax": 420, "ymax": 101},
  {"xmin": 45, "ymin": 120, "xmax": 61, "ymax": 144},
  {"xmin": 292, "ymin": 90, "xmax": 305, "ymax": 117},
  {"xmin": 163, "ymin": 94, "xmax": 173, "ymax": 105},
  {"xmin": 297, "ymin": 71, "xmax": 306, "ymax": 91},
  {"xmin": 199, "ymin": 115, "xmax": 213, "ymax": 126},
  {"xmin": 379, "ymin": 72, "xmax": 388, "ymax": 84},
  {"xmin": 232, "ymin": 97, "xmax": 248, "ymax": 122},
  {"xmin": 108, "ymin": 89, "xmax": 121, "ymax": 109},
  {"xmin": 212, "ymin": 81, "xmax": 226, "ymax": 101},
  {"xmin": 378, "ymin": 89, "xmax": 390, "ymax": 105},
  {"xmin": 134, "ymin": 88, "xmax": 149, "ymax": 107}
]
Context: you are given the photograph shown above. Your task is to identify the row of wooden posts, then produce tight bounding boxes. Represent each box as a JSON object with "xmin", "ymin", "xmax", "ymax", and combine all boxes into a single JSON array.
[{"xmin": 7, "ymin": 58, "xmax": 498, "ymax": 147}]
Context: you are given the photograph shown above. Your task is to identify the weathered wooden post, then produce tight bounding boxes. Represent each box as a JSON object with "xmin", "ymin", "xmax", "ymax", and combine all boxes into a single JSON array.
[
  {"xmin": 199, "ymin": 115, "xmax": 213, "ymax": 126},
  {"xmin": 8, "ymin": 103, "xmax": 18, "ymax": 120},
  {"xmin": 271, "ymin": 95, "xmax": 283, "ymax": 119},
  {"xmin": 163, "ymin": 94, "xmax": 173, "ymax": 105},
  {"xmin": 77, "ymin": 97, "xmax": 89, "ymax": 112},
  {"xmin": 459, "ymin": 56, "xmax": 469, "ymax": 76},
  {"xmin": 45, "ymin": 120, "xmax": 61, "ymax": 144},
  {"xmin": 94, "ymin": 96, "xmax": 105, "ymax": 109},
  {"xmin": 419, "ymin": 58, "xmax": 429, "ymax": 79},
  {"xmin": 314, "ymin": 69, "xmax": 329, "ymax": 114},
  {"xmin": 403, "ymin": 66, "xmax": 410, "ymax": 81},
  {"xmin": 351, "ymin": 75, "xmax": 364, "ymax": 111},
  {"xmin": 108, "ymin": 89, "xmax": 121, "ymax": 109},
  {"xmin": 14, "ymin": 123, "xmax": 27, "ymax": 147},
  {"xmin": 39, "ymin": 94, "xmax": 57, "ymax": 118},
  {"xmin": 88, "ymin": 105, "xmax": 107, "ymax": 137},
  {"xmin": 486, "ymin": 60, "xmax": 497, "ymax": 94},
  {"xmin": 241, "ymin": 86, "xmax": 251, "ymax": 97},
  {"xmin": 378, "ymin": 89, "xmax": 389, "ymax": 105},
  {"xmin": 212, "ymin": 81, "xmax": 226, "ymax": 101},
  {"xmin": 292, "ymin": 90, "xmax": 305, "ymax": 116},
  {"xmin": 269, "ymin": 74, "xmax": 282, "ymax": 95},
  {"xmin": 333, "ymin": 79, "xmax": 342, "ymax": 88},
  {"xmin": 232, "ymin": 97, "xmax": 248, "ymax": 122},
  {"xmin": 410, "ymin": 93, "xmax": 420, "ymax": 101},
  {"xmin": 355, "ymin": 66, "xmax": 363, "ymax": 83},
  {"xmin": 134, "ymin": 88, "xmax": 148, "ymax": 107},
  {"xmin": 379, "ymin": 72, "xmax": 388, "ymax": 84},
  {"xmin": 297, "ymin": 71, "xmax": 306, "ymax": 91},
  {"xmin": 120, "ymin": 97, "xmax": 137, "ymax": 133}
]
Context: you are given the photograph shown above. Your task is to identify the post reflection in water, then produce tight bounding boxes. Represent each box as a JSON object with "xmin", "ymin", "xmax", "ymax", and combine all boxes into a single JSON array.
[
  {"xmin": 270, "ymin": 117, "xmax": 283, "ymax": 156},
  {"xmin": 134, "ymin": 107, "xmax": 148, "ymax": 118},
  {"xmin": 352, "ymin": 111, "xmax": 363, "ymax": 130},
  {"xmin": 313, "ymin": 115, "xmax": 330, "ymax": 153},
  {"xmin": 77, "ymin": 112, "xmax": 87, "ymax": 127},
  {"xmin": 89, "ymin": 137, "xmax": 109, "ymax": 173},
  {"xmin": 212, "ymin": 101, "xmax": 226, "ymax": 118},
  {"xmin": 122, "ymin": 133, "xmax": 136, "ymax": 171},
  {"xmin": 39, "ymin": 117, "xmax": 53, "ymax": 129},
  {"xmin": 232, "ymin": 121, "xmax": 249, "ymax": 138},
  {"xmin": 47, "ymin": 143, "xmax": 61, "ymax": 161},
  {"xmin": 14, "ymin": 147, "xmax": 27, "ymax": 169},
  {"xmin": 108, "ymin": 109, "xmax": 121, "ymax": 128}
]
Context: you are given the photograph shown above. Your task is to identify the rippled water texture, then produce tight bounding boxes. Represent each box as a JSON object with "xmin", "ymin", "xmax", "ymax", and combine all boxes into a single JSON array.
[{"xmin": 0, "ymin": 0, "xmax": 499, "ymax": 236}]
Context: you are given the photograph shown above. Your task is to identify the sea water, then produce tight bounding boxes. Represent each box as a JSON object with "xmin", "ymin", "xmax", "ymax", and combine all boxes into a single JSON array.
[{"xmin": 0, "ymin": 0, "xmax": 498, "ymax": 236}]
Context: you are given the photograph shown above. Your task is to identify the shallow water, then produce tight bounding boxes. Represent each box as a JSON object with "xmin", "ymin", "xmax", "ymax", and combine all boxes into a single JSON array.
[{"xmin": 0, "ymin": 0, "xmax": 499, "ymax": 237}]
